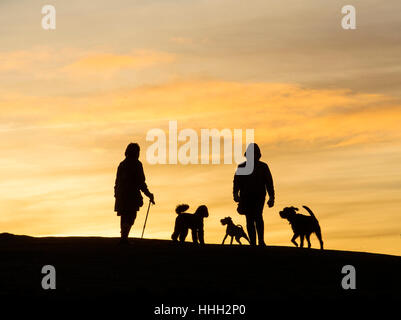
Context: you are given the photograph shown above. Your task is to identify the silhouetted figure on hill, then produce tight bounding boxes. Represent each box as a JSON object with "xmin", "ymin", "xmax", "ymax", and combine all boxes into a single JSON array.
[
  {"xmin": 233, "ymin": 143, "xmax": 275, "ymax": 246},
  {"xmin": 279, "ymin": 206, "xmax": 324, "ymax": 249},
  {"xmin": 220, "ymin": 216, "xmax": 250, "ymax": 245},
  {"xmin": 114, "ymin": 143, "xmax": 155, "ymax": 244},
  {"xmin": 171, "ymin": 204, "xmax": 209, "ymax": 244}
]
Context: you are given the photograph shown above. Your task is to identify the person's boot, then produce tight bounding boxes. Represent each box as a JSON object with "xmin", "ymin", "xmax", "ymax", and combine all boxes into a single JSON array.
[
  {"xmin": 119, "ymin": 224, "xmax": 130, "ymax": 245},
  {"xmin": 257, "ymin": 234, "xmax": 266, "ymax": 247},
  {"xmin": 256, "ymin": 218, "xmax": 266, "ymax": 247},
  {"xmin": 258, "ymin": 240, "xmax": 266, "ymax": 247}
]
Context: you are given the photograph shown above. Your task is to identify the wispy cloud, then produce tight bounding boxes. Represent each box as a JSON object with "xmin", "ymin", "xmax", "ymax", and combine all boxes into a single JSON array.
[
  {"xmin": 0, "ymin": 47, "xmax": 61, "ymax": 72},
  {"xmin": 170, "ymin": 37, "xmax": 193, "ymax": 45},
  {"xmin": 0, "ymin": 47, "xmax": 175, "ymax": 82},
  {"xmin": 1, "ymin": 79, "xmax": 400, "ymax": 150},
  {"xmin": 62, "ymin": 50, "xmax": 175, "ymax": 76}
]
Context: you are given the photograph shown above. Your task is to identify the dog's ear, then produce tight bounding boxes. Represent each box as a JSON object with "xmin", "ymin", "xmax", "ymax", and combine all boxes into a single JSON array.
[
  {"xmin": 279, "ymin": 209, "xmax": 286, "ymax": 217},
  {"xmin": 291, "ymin": 206, "xmax": 299, "ymax": 211},
  {"xmin": 203, "ymin": 206, "xmax": 209, "ymax": 218},
  {"xmin": 196, "ymin": 205, "xmax": 209, "ymax": 218}
]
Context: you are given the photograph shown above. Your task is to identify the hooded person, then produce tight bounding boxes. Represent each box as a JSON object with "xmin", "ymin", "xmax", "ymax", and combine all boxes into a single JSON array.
[
  {"xmin": 114, "ymin": 143, "xmax": 155, "ymax": 244},
  {"xmin": 233, "ymin": 143, "xmax": 275, "ymax": 246}
]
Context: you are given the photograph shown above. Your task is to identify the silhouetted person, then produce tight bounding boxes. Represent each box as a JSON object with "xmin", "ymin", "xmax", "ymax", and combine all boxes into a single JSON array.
[
  {"xmin": 233, "ymin": 143, "xmax": 275, "ymax": 246},
  {"xmin": 114, "ymin": 143, "xmax": 155, "ymax": 244}
]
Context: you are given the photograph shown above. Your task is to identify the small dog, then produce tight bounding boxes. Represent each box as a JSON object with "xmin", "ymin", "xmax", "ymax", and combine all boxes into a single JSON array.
[
  {"xmin": 220, "ymin": 217, "xmax": 250, "ymax": 245},
  {"xmin": 279, "ymin": 206, "xmax": 324, "ymax": 249},
  {"xmin": 171, "ymin": 204, "xmax": 209, "ymax": 244}
]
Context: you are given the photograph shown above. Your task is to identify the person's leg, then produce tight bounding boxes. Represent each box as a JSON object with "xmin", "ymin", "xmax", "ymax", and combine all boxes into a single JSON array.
[
  {"xmin": 246, "ymin": 214, "xmax": 256, "ymax": 246},
  {"xmin": 129, "ymin": 212, "xmax": 137, "ymax": 234},
  {"xmin": 255, "ymin": 199, "xmax": 266, "ymax": 246},
  {"xmin": 255, "ymin": 214, "xmax": 265, "ymax": 246},
  {"xmin": 120, "ymin": 216, "xmax": 129, "ymax": 243},
  {"xmin": 120, "ymin": 211, "xmax": 137, "ymax": 243},
  {"xmin": 120, "ymin": 216, "xmax": 130, "ymax": 243},
  {"xmin": 126, "ymin": 211, "xmax": 137, "ymax": 238}
]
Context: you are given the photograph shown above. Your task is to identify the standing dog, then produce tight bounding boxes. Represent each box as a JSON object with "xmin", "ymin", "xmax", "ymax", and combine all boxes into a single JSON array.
[
  {"xmin": 171, "ymin": 204, "xmax": 209, "ymax": 244},
  {"xmin": 279, "ymin": 206, "xmax": 324, "ymax": 249},
  {"xmin": 220, "ymin": 217, "xmax": 250, "ymax": 245}
]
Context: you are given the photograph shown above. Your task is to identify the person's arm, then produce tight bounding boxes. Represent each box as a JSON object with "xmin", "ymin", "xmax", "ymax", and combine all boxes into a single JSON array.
[
  {"xmin": 233, "ymin": 170, "xmax": 240, "ymax": 202},
  {"xmin": 265, "ymin": 164, "xmax": 275, "ymax": 207},
  {"xmin": 138, "ymin": 162, "xmax": 155, "ymax": 204},
  {"xmin": 114, "ymin": 164, "xmax": 122, "ymax": 198}
]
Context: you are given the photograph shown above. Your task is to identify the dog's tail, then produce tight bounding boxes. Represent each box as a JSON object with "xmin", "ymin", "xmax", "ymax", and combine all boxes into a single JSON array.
[
  {"xmin": 175, "ymin": 204, "xmax": 190, "ymax": 214},
  {"xmin": 303, "ymin": 205, "xmax": 317, "ymax": 220},
  {"xmin": 304, "ymin": 206, "xmax": 324, "ymax": 249}
]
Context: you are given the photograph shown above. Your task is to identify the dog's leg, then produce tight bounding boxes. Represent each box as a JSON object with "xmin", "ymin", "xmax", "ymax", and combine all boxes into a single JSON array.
[
  {"xmin": 306, "ymin": 234, "xmax": 311, "ymax": 248},
  {"xmin": 291, "ymin": 234, "xmax": 298, "ymax": 247},
  {"xmin": 236, "ymin": 236, "xmax": 242, "ymax": 245},
  {"xmin": 222, "ymin": 234, "xmax": 228, "ymax": 245},
  {"xmin": 171, "ymin": 232, "xmax": 179, "ymax": 242},
  {"xmin": 179, "ymin": 229, "xmax": 188, "ymax": 242},
  {"xmin": 230, "ymin": 236, "xmax": 234, "ymax": 245},
  {"xmin": 300, "ymin": 234, "xmax": 305, "ymax": 248},
  {"xmin": 198, "ymin": 228, "xmax": 205, "ymax": 245},
  {"xmin": 172, "ymin": 220, "xmax": 180, "ymax": 242},
  {"xmin": 191, "ymin": 228, "xmax": 198, "ymax": 244},
  {"xmin": 315, "ymin": 228, "xmax": 324, "ymax": 250}
]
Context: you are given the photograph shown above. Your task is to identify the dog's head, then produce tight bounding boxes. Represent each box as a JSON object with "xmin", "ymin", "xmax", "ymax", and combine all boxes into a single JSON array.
[
  {"xmin": 195, "ymin": 205, "xmax": 209, "ymax": 218},
  {"xmin": 220, "ymin": 217, "xmax": 232, "ymax": 225},
  {"xmin": 279, "ymin": 206, "xmax": 299, "ymax": 220}
]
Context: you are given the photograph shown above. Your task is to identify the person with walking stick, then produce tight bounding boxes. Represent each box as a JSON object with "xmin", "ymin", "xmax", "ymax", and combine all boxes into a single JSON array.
[{"xmin": 114, "ymin": 143, "xmax": 155, "ymax": 245}]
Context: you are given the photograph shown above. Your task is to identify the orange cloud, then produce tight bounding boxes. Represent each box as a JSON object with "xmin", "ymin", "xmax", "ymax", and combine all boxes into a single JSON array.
[
  {"xmin": 2, "ymin": 79, "xmax": 401, "ymax": 256},
  {"xmin": 1, "ymin": 79, "xmax": 400, "ymax": 150},
  {"xmin": 62, "ymin": 50, "xmax": 175, "ymax": 76},
  {"xmin": 0, "ymin": 47, "xmax": 175, "ymax": 84},
  {"xmin": 0, "ymin": 47, "xmax": 60, "ymax": 71}
]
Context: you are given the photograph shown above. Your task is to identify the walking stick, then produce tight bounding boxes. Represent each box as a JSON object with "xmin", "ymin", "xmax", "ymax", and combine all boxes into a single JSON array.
[{"xmin": 141, "ymin": 199, "xmax": 152, "ymax": 239}]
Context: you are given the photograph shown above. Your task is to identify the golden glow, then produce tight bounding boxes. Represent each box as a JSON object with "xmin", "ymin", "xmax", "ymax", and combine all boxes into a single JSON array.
[{"xmin": 1, "ymin": 0, "xmax": 400, "ymax": 256}]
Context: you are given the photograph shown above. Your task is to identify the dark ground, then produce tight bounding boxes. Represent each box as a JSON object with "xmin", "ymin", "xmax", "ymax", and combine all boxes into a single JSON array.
[{"xmin": 0, "ymin": 233, "xmax": 400, "ymax": 317}]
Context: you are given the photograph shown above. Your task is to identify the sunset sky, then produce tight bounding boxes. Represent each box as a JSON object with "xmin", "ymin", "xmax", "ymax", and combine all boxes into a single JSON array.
[{"xmin": 1, "ymin": 0, "xmax": 400, "ymax": 255}]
